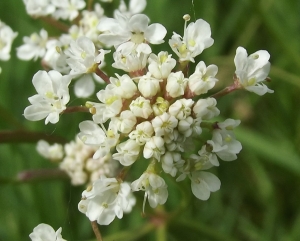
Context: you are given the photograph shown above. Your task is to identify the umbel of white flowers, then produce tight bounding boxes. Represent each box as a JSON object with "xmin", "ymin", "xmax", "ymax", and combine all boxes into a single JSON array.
[{"xmin": 20, "ymin": 0, "xmax": 273, "ymax": 228}]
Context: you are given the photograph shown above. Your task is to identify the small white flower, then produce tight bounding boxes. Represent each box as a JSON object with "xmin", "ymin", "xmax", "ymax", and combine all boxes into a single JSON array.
[
  {"xmin": 190, "ymin": 171, "xmax": 221, "ymax": 200},
  {"xmin": 77, "ymin": 120, "xmax": 108, "ymax": 158},
  {"xmin": 210, "ymin": 119, "xmax": 242, "ymax": 161},
  {"xmin": 23, "ymin": 0, "xmax": 55, "ymax": 16},
  {"xmin": 65, "ymin": 36, "xmax": 110, "ymax": 75},
  {"xmin": 112, "ymin": 50, "xmax": 148, "ymax": 73},
  {"xmin": 111, "ymin": 110, "xmax": 137, "ymax": 134},
  {"xmin": 129, "ymin": 96, "xmax": 153, "ymax": 119},
  {"xmin": 98, "ymin": 13, "xmax": 166, "ymax": 55},
  {"xmin": 234, "ymin": 46, "xmax": 273, "ymax": 95},
  {"xmin": 143, "ymin": 136, "xmax": 165, "ymax": 161},
  {"xmin": 129, "ymin": 121, "xmax": 154, "ymax": 145},
  {"xmin": 0, "ymin": 21, "xmax": 18, "ymax": 61},
  {"xmin": 92, "ymin": 88, "xmax": 123, "ymax": 123},
  {"xmin": 161, "ymin": 151, "xmax": 184, "ymax": 177},
  {"xmin": 78, "ymin": 121, "xmax": 106, "ymax": 146},
  {"xmin": 36, "ymin": 140, "xmax": 63, "ymax": 161},
  {"xmin": 24, "ymin": 70, "xmax": 71, "ymax": 124},
  {"xmin": 166, "ymin": 71, "xmax": 188, "ymax": 98},
  {"xmin": 148, "ymin": 51, "xmax": 176, "ymax": 79},
  {"xmin": 169, "ymin": 18, "xmax": 214, "ymax": 62},
  {"xmin": 152, "ymin": 97, "xmax": 170, "ymax": 116},
  {"xmin": 113, "ymin": 139, "xmax": 140, "ymax": 166},
  {"xmin": 178, "ymin": 116, "xmax": 194, "ymax": 137},
  {"xmin": 79, "ymin": 176, "xmax": 136, "ymax": 225},
  {"xmin": 152, "ymin": 112, "xmax": 178, "ymax": 136},
  {"xmin": 131, "ymin": 172, "xmax": 168, "ymax": 210},
  {"xmin": 138, "ymin": 73, "xmax": 161, "ymax": 98},
  {"xmin": 193, "ymin": 97, "xmax": 220, "ymax": 120},
  {"xmin": 168, "ymin": 99, "xmax": 194, "ymax": 120},
  {"xmin": 17, "ymin": 29, "xmax": 48, "ymax": 61},
  {"xmin": 188, "ymin": 61, "xmax": 218, "ymax": 95},
  {"xmin": 108, "ymin": 74, "xmax": 137, "ymax": 99},
  {"xmin": 116, "ymin": 0, "xmax": 147, "ymax": 18},
  {"xmin": 52, "ymin": 0, "xmax": 86, "ymax": 21},
  {"xmin": 80, "ymin": 4, "xmax": 104, "ymax": 44},
  {"xmin": 29, "ymin": 223, "xmax": 66, "ymax": 241}
]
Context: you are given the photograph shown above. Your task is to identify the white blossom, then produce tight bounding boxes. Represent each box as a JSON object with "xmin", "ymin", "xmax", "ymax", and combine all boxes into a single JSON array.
[
  {"xmin": 52, "ymin": 0, "xmax": 86, "ymax": 21},
  {"xmin": 60, "ymin": 137, "xmax": 117, "ymax": 185},
  {"xmin": 161, "ymin": 151, "xmax": 184, "ymax": 177},
  {"xmin": 108, "ymin": 74, "xmax": 137, "ymax": 99},
  {"xmin": 116, "ymin": 0, "xmax": 147, "ymax": 18},
  {"xmin": 168, "ymin": 99, "xmax": 194, "ymax": 120},
  {"xmin": 188, "ymin": 61, "xmax": 218, "ymax": 95},
  {"xmin": 148, "ymin": 51, "xmax": 176, "ymax": 79},
  {"xmin": 65, "ymin": 36, "xmax": 110, "ymax": 75},
  {"xmin": 24, "ymin": 70, "xmax": 71, "ymax": 124},
  {"xmin": 178, "ymin": 116, "xmax": 194, "ymax": 137},
  {"xmin": 190, "ymin": 171, "xmax": 221, "ymax": 200},
  {"xmin": 138, "ymin": 73, "xmax": 161, "ymax": 98},
  {"xmin": 23, "ymin": 0, "xmax": 55, "ymax": 16},
  {"xmin": 129, "ymin": 121, "xmax": 154, "ymax": 145},
  {"xmin": 131, "ymin": 172, "xmax": 168, "ymax": 210},
  {"xmin": 112, "ymin": 139, "xmax": 140, "ymax": 166},
  {"xmin": 169, "ymin": 18, "xmax": 214, "ymax": 62},
  {"xmin": 17, "ymin": 29, "xmax": 48, "ymax": 61},
  {"xmin": 29, "ymin": 223, "xmax": 66, "ymax": 241},
  {"xmin": 91, "ymin": 88, "xmax": 123, "ymax": 123},
  {"xmin": 36, "ymin": 140, "xmax": 63, "ymax": 161},
  {"xmin": 152, "ymin": 112, "xmax": 178, "ymax": 136},
  {"xmin": 234, "ymin": 46, "xmax": 273, "ymax": 95},
  {"xmin": 112, "ymin": 50, "xmax": 148, "ymax": 73},
  {"xmin": 79, "ymin": 176, "xmax": 136, "ymax": 225},
  {"xmin": 166, "ymin": 71, "xmax": 188, "ymax": 98},
  {"xmin": 0, "ymin": 21, "xmax": 18, "ymax": 61},
  {"xmin": 143, "ymin": 136, "xmax": 165, "ymax": 161},
  {"xmin": 129, "ymin": 96, "xmax": 153, "ymax": 119},
  {"xmin": 111, "ymin": 110, "xmax": 137, "ymax": 134},
  {"xmin": 193, "ymin": 97, "xmax": 220, "ymax": 120},
  {"xmin": 98, "ymin": 13, "xmax": 166, "ymax": 55},
  {"xmin": 209, "ymin": 119, "xmax": 242, "ymax": 161}
]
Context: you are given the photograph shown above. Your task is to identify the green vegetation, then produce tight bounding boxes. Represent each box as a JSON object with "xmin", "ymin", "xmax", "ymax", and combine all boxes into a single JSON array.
[{"xmin": 0, "ymin": 0, "xmax": 299, "ymax": 240}]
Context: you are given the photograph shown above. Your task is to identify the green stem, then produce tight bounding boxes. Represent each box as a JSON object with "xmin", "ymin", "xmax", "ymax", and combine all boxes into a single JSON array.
[{"xmin": 0, "ymin": 130, "xmax": 67, "ymax": 144}]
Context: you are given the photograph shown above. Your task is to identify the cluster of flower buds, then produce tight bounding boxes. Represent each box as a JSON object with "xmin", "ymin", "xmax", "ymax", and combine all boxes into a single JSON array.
[{"xmin": 0, "ymin": 0, "xmax": 273, "ymax": 237}]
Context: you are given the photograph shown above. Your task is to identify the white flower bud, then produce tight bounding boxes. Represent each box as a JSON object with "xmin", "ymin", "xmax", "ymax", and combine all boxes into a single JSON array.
[
  {"xmin": 129, "ymin": 96, "xmax": 153, "ymax": 119},
  {"xmin": 193, "ymin": 97, "xmax": 220, "ymax": 119},
  {"xmin": 166, "ymin": 71, "xmax": 188, "ymax": 98},
  {"xmin": 138, "ymin": 73, "xmax": 161, "ymax": 98}
]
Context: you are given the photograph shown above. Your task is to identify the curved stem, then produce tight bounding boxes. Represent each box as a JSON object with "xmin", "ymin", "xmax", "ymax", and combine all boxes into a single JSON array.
[
  {"xmin": 210, "ymin": 76, "xmax": 242, "ymax": 99},
  {"xmin": 95, "ymin": 68, "xmax": 110, "ymax": 84},
  {"xmin": 91, "ymin": 221, "xmax": 103, "ymax": 241}
]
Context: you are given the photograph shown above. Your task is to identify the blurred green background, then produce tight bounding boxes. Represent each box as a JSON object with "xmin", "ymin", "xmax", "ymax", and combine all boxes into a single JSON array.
[{"xmin": 1, "ymin": 0, "xmax": 300, "ymax": 240}]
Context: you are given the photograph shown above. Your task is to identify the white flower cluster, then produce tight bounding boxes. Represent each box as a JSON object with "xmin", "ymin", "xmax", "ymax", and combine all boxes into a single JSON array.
[
  {"xmin": 0, "ymin": 20, "xmax": 18, "ymax": 63},
  {"xmin": 29, "ymin": 223, "xmax": 66, "ymax": 241},
  {"xmin": 36, "ymin": 138, "xmax": 118, "ymax": 185},
  {"xmin": 20, "ymin": 0, "xmax": 273, "ymax": 228}
]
